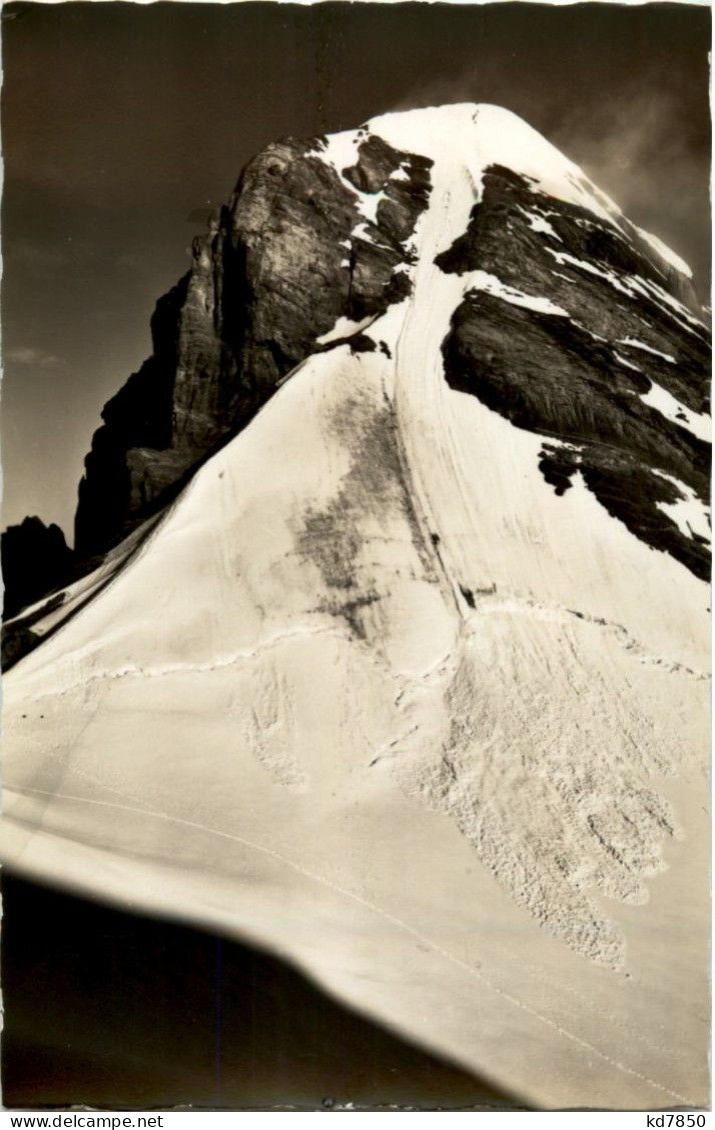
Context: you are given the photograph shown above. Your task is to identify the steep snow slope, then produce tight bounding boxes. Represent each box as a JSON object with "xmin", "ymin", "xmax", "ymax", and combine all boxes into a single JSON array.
[{"xmin": 2, "ymin": 105, "xmax": 709, "ymax": 1110}]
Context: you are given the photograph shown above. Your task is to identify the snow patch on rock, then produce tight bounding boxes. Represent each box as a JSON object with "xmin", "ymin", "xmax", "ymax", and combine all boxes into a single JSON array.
[
  {"xmin": 641, "ymin": 383, "xmax": 710, "ymax": 442},
  {"xmin": 467, "ymin": 270, "xmax": 569, "ymax": 316},
  {"xmin": 619, "ymin": 337, "xmax": 676, "ymax": 364},
  {"xmin": 653, "ymin": 471, "xmax": 711, "ymax": 543}
]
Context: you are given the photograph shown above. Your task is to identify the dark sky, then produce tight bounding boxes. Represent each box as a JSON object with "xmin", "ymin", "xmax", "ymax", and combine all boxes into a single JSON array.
[{"xmin": 2, "ymin": 1, "xmax": 710, "ymax": 542}]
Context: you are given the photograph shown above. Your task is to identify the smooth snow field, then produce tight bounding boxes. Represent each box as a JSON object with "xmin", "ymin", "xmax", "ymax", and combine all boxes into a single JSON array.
[{"xmin": 1, "ymin": 106, "xmax": 709, "ymax": 1111}]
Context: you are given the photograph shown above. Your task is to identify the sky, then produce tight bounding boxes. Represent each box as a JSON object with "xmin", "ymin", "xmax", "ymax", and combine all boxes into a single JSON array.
[{"xmin": 2, "ymin": 1, "xmax": 710, "ymax": 543}]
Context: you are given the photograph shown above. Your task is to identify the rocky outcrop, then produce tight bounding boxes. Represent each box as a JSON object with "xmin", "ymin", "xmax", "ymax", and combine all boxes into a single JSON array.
[
  {"xmin": 74, "ymin": 133, "xmax": 432, "ymax": 559},
  {"xmin": 1, "ymin": 518, "xmax": 74, "ymax": 621},
  {"xmin": 437, "ymin": 165, "xmax": 710, "ymax": 581}
]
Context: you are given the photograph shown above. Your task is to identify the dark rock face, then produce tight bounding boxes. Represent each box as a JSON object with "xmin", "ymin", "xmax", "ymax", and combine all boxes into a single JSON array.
[
  {"xmin": 1, "ymin": 518, "xmax": 74, "ymax": 620},
  {"xmin": 437, "ymin": 165, "xmax": 710, "ymax": 581},
  {"xmin": 74, "ymin": 133, "xmax": 432, "ymax": 559}
]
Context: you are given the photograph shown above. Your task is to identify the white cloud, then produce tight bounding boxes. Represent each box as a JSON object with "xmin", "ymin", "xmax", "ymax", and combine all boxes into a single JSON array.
[{"xmin": 5, "ymin": 346, "xmax": 60, "ymax": 368}]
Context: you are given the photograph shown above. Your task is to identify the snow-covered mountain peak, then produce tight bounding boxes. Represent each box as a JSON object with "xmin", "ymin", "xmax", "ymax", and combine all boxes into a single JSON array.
[
  {"xmin": 315, "ymin": 101, "xmax": 694, "ymax": 287},
  {"xmin": 1, "ymin": 103, "xmax": 709, "ymax": 1111},
  {"xmin": 316, "ymin": 100, "xmax": 609, "ymax": 213},
  {"xmin": 371, "ymin": 101, "xmax": 594, "ymax": 199}
]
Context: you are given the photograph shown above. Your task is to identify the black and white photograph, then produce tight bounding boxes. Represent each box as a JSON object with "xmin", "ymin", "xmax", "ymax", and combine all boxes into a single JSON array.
[{"xmin": 0, "ymin": 0, "xmax": 710, "ymax": 1113}]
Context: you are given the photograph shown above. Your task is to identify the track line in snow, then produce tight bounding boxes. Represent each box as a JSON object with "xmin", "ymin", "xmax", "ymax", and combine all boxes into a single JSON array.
[
  {"xmin": 10, "ymin": 625, "xmax": 346, "ymax": 702},
  {"xmin": 6, "ymin": 782, "xmax": 696, "ymax": 1109}
]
